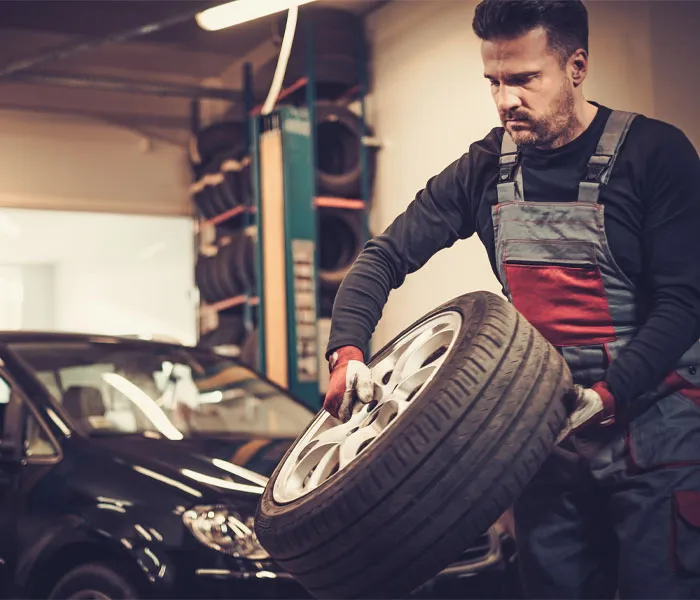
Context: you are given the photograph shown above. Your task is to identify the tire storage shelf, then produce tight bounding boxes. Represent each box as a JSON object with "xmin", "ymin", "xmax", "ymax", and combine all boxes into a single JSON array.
[
  {"xmin": 189, "ymin": 117, "xmax": 259, "ymax": 361},
  {"xmin": 190, "ymin": 5, "xmax": 377, "ymax": 411}
]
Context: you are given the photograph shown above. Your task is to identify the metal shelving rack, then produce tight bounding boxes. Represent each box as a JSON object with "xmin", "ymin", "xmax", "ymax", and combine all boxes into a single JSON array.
[{"xmin": 193, "ymin": 12, "xmax": 373, "ymax": 410}]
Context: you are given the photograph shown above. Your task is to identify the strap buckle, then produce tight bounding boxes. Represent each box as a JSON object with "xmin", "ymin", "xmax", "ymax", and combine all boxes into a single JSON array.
[
  {"xmin": 498, "ymin": 153, "xmax": 519, "ymax": 183},
  {"xmin": 586, "ymin": 154, "xmax": 613, "ymax": 182}
]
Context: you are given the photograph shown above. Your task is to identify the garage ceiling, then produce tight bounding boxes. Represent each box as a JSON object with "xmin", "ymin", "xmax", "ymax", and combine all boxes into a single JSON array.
[{"xmin": 0, "ymin": 0, "xmax": 387, "ymax": 145}]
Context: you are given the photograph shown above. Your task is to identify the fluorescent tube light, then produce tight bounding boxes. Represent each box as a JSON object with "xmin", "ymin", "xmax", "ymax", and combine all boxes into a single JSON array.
[{"xmin": 196, "ymin": 0, "xmax": 318, "ymax": 31}]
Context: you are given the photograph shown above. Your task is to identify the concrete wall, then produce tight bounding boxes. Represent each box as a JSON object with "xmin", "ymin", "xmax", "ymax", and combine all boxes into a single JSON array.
[{"xmin": 365, "ymin": 0, "xmax": 699, "ymax": 351}]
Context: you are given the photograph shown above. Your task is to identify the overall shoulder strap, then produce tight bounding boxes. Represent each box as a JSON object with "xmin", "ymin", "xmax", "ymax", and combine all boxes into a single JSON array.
[
  {"xmin": 578, "ymin": 110, "xmax": 638, "ymax": 204},
  {"xmin": 496, "ymin": 131, "xmax": 524, "ymax": 203}
]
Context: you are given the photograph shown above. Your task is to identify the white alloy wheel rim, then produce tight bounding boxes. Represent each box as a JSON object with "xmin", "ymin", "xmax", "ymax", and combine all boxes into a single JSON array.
[{"xmin": 272, "ymin": 311, "xmax": 462, "ymax": 504}]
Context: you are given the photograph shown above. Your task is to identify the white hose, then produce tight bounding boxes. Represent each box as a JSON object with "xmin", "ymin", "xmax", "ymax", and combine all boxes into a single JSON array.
[{"xmin": 261, "ymin": 6, "xmax": 299, "ymax": 115}]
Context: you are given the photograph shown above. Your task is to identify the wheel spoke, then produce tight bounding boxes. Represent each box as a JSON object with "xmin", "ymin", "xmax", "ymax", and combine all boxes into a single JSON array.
[
  {"xmin": 339, "ymin": 426, "xmax": 378, "ymax": 470},
  {"xmin": 385, "ymin": 327, "xmax": 435, "ymax": 391},
  {"xmin": 304, "ymin": 444, "xmax": 339, "ymax": 491},
  {"xmin": 272, "ymin": 311, "xmax": 462, "ymax": 504},
  {"xmin": 289, "ymin": 442, "xmax": 337, "ymax": 495},
  {"xmin": 391, "ymin": 366, "xmax": 436, "ymax": 413},
  {"xmin": 395, "ymin": 328, "xmax": 454, "ymax": 385},
  {"xmin": 308, "ymin": 420, "xmax": 354, "ymax": 447}
]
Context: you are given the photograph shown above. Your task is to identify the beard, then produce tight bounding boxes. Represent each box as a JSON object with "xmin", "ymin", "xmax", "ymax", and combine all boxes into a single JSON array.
[{"xmin": 501, "ymin": 82, "xmax": 576, "ymax": 149}]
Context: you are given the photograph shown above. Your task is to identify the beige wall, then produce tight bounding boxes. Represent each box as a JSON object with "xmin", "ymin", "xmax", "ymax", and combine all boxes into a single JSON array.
[
  {"xmin": 649, "ymin": 0, "xmax": 700, "ymax": 150},
  {"xmin": 0, "ymin": 110, "xmax": 192, "ymax": 216},
  {"xmin": 365, "ymin": 0, "xmax": 699, "ymax": 352}
]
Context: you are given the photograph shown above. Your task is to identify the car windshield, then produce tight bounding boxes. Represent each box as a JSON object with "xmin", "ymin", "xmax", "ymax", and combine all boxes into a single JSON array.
[{"xmin": 8, "ymin": 340, "xmax": 315, "ymax": 439}]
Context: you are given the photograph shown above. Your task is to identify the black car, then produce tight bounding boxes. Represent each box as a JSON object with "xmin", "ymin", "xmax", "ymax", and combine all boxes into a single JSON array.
[{"xmin": 0, "ymin": 332, "xmax": 519, "ymax": 599}]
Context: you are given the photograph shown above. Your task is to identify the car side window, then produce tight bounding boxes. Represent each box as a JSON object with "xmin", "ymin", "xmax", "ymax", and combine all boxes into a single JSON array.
[
  {"xmin": 0, "ymin": 373, "xmax": 58, "ymax": 460},
  {"xmin": 24, "ymin": 411, "xmax": 58, "ymax": 459}
]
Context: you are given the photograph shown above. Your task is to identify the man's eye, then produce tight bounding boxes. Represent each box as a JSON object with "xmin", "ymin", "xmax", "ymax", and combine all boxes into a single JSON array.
[
  {"xmin": 489, "ymin": 80, "xmax": 500, "ymax": 87},
  {"xmin": 512, "ymin": 76, "xmax": 534, "ymax": 86}
]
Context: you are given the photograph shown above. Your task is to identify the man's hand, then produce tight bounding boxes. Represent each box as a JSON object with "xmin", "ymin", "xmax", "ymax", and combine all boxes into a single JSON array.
[
  {"xmin": 323, "ymin": 346, "xmax": 376, "ymax": 422},
  {"xmin": 556, "ymin": 381, "xmax": 615, "ymax": 443}
]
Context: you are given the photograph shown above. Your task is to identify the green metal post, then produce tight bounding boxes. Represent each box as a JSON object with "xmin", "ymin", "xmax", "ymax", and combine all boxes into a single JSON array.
[
  {"xmin": 250, "ymin": 113, "xmax": 266, "ymax": 375},
  {"xmin": 279, "ymin": 105, "xmax": 320, "ymax": 408},
  {"xmin": 242, "ymin": 61, "xmax": 256, "ymax": 338}
]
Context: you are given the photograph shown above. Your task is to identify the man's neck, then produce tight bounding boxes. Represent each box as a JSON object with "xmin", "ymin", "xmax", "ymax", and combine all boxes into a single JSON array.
[
  {"xmin": 574, "ymin": 100, "xmax": 599, "ymax": 138},
  {"xmin": 539, "ymin": 100, "xmax": 599, "ymax": 150}
]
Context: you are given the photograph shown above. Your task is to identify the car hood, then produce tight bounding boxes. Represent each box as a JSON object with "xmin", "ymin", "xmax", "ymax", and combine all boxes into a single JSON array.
[{"xmin": 87, "ymin": 433, "xmax": 295, "ymax": 500}]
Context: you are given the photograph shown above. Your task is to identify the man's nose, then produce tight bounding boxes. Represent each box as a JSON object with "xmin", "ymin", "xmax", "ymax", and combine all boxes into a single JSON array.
[{"xmin": 496, "ymin": 85, "xmax": 521, "ymax": 114}]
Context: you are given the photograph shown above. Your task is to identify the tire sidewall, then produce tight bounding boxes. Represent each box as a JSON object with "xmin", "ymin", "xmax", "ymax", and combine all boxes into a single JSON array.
[
  {"xmin": 318, "ymin": 208, "xmax": 364, "ymax": 289},
  {"xmin": 315, "ymin": 101, "xmax": 367, "ymax": 197}
]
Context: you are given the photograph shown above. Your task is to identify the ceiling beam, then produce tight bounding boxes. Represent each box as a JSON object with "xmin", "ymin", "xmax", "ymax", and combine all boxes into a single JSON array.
[
  {"xmin": 5, "ymin": 71, "xmax": 242, "ymax": 101},
  {"xmin": 0, "ymin": 2, "xmax": 223, "ymax": 79}
]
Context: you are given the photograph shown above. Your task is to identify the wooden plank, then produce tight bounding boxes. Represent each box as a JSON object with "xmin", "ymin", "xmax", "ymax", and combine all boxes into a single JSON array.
[{"xmin": 259, "ymin": 126, "xmax": 288, "ymax": 389}]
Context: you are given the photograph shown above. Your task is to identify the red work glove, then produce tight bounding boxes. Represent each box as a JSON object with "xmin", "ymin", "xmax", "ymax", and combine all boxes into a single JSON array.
[
  {"xmin": 556, "ymin": 381, "xmax": 615, "ymax": 443},
  {"xmin": 323, "ymin": 346, "xmax": 376, "ymax": 422}
]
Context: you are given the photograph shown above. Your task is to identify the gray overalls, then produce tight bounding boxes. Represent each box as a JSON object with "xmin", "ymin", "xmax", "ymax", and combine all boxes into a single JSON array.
[{"xmin": 493, "ymin": 110, "xmax": 700, "ymax": 598}]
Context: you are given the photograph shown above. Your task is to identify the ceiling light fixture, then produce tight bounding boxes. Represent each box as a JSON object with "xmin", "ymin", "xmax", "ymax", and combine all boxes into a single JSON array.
[{"xmin": 196, "ymin": 0, "xmax": 318, "ymax": 31}]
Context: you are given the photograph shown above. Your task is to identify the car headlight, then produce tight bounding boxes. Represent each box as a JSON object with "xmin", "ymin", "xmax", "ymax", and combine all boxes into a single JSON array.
[{"xmin": 183, "ymin": 505, "xmax": 269, "ymax": 559}]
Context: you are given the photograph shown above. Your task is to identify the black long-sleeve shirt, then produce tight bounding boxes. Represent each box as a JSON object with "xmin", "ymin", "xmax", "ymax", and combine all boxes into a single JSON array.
[{"xmin": 327, "ymin": 103, "xmax": 700, "ymax": 410}]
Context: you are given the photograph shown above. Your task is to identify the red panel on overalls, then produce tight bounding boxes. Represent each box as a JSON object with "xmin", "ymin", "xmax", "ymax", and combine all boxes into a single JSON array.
[{"xmin": 504, "ymin": 262, "xmax": 615, "ymax": 346}]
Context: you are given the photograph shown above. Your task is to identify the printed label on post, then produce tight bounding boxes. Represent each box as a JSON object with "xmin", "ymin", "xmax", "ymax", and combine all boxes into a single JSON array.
[{"xmin": 291, "ymin": 239, "xmax": 318, "ymax": 382}]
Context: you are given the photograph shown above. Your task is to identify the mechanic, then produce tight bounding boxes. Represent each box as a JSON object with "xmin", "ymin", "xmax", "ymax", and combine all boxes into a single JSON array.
[{"xmin": 322, "ymin": 0, "xmax": 700, "ymax": 598}]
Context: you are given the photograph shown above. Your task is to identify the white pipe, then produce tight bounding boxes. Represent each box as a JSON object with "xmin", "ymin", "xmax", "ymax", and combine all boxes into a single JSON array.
[
  {"xmin": 196, "ymin": 0, "xmax": 317, "ymax": 31},
  {"xmin": 261, "ymin": 7, "xmax": 299, "ymax": 116}
]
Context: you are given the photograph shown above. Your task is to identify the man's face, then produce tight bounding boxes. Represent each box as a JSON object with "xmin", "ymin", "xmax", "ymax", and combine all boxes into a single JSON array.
[{"xmin": 481, "ymin": 27, "xmax": 576, "ymax": 148}]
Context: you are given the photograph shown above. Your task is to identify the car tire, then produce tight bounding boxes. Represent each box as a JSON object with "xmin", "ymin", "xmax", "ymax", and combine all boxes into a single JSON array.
[
  {"xmin": 215, "ymin": 241, "xmax": 245, "ymax": 300},
  {"xmin": 253, "ymin": 7, "xmax": 365, "ymax": 104},
  {"xmin": 188, "ymin": 121, "xmax": 246, "ymax": 177},
  {"xmin": 255, "ymin": 290, "xmax": 572, "ymax": 599},
  {"xmin": 274, "ymin": 7, "xmax": 365, "ymax": 59},
  {"xmin": 315, "ymin": 101, "xmax": 374, "ymax": 199},
  {"xmin": 253, "ymin": 53, "xmax": 361, "ymax": 105},
  {"xmin": 318, "ymin": 207, "xmax": 364, "ymax": 292},
  {"xmin": 195, "ymin": 255, "xmax": 223, "ymax": 304},
  {"xmin": 48, "ymin": 562, "xmax": 139, "ymax": 600}
]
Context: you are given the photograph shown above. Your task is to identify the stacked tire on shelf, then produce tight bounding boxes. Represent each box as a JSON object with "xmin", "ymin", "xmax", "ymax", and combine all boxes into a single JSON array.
[
  {"xmin": 252, "ymin": 8, "xmax": 366, "ymax": 108},
  {"xmin": 190, "ymin": 121, "xmax": 258, "ymax": 357},
  {"xmin": 195, "ymin": 229, "xmax": 257, "ymax": 306},
  {"xmin": 189, "ymin": 122, "xmax": 253, "ymax": 221}
]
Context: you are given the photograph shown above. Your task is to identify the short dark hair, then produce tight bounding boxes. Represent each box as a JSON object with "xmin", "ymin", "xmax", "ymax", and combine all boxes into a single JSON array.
[{"xmin": 472, "ymin": 0, "xmax": 589, "ymax": 65}]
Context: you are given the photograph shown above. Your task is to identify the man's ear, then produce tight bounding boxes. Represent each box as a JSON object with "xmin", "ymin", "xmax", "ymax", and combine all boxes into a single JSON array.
[{"xmin": 569, "ymin": 49, "xmax": 589, "ymax": 87}]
